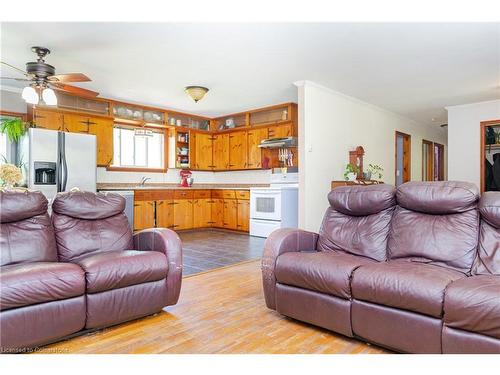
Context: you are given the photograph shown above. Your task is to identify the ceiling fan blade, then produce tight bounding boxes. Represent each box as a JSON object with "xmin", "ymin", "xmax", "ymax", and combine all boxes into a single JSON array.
[
  {"xmin": 50, "ymin": 82, "xmax": 99, "ymax": 98},
  {"xmin": 0, "ymin": 77, "xmax": 30, "ymax": 81},
  {"xmin": 48, "ymin": 73, "xmax": 91, "ymax": 83},
  {"xmin": 0, "ymin": 61, "xmax": 28, "ymax": 75}
]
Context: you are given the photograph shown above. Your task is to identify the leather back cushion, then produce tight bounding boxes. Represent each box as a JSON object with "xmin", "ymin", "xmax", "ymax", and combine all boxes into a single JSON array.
[
  {"xmin": 0, "ymin": 190, "xmax": 57, "ymax": 266},
  {"xmin": 317, "ymin": 205, "xmax": 395, "ymax": 262},
  {"xmin": 51, "ymin": 192, "xmax": 133, "ymax": 262},
  {"xmin": 473, "ymin": 192, "xmax": 500, "ymax": 275},
  {"xmin": 389, "ymin": 181, "xmax": 480, "ymax": 273},
  {"xmin": 328, "ymin": 184, "xmax": 396, "ymax": 216}
]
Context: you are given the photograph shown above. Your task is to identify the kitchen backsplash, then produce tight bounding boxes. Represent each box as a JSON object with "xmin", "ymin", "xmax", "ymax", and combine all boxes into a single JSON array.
[{"xmin": 96, "ymin": 168, "xmax": 272, "ymax": 185}]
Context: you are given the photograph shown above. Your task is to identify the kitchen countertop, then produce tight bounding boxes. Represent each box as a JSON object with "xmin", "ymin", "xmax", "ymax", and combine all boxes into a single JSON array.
[{"xmin": 97, "ymin": 183, "xmax": 270, "ymax": 191}]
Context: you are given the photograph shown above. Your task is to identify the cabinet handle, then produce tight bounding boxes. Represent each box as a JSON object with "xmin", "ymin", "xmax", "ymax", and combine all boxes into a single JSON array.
[
  {"xmin": 157, "ymin": 201, "xmax": 164, "ymax": 205},
  {"xmin": 107, "ymin": 158, "xmax": 113, "ymax": 165}
]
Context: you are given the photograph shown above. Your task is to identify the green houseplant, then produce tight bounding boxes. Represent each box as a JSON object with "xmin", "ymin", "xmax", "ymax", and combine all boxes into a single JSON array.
[
  {"xmin": 0, "ymin": 117, "xmax": 29, "ymax": 143},
  {"xmin": 343, "ymin": 163, "xmax": 359, "ymax": 181}
]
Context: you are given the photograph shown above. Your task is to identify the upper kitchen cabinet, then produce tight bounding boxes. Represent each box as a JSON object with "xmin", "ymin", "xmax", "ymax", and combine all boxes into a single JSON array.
[
  {"xmin": 247, "ymin": 127, "xmax": 268, "ymax": 169},
  {"xmin": 249, "ymin": 103, "xmax": 295, "ymax": 127},
  {"xmin": 192, "ymin": 132, "xmax": 214, "ymax": 170},
  {"xmin": 113, "ymin": 102, "xmax": 166, "ymax": 127},
  {"xmin": 57, "ymin": 92, "xmax": 110, "ymax": 116},
  {"xmin": 30, "ymin": 108, "xmax": 64, "ymax": 131},
  {"xmin": 213, "ymin": 133, "xmax": 230, "ymax": 170},
  {"xmin": 213, "ymin": 113, "xmax": 247, "ymax": 131},
  {"xmin": 168, "ymin": 128, "xmax": 191, "ymax": 169},
  {"xmin": 167, "ymin": 111, "xmax": 210, "ymax": 131},
  {"xmin": 228, "ymin": 130, "xmax": 248, "ymax": 170}
]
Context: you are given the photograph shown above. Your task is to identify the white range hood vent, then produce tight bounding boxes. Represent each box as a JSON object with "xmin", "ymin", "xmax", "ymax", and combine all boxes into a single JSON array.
[{"xmin": 258, "ymin": 137, "xmax": 297, "ymax": 149}]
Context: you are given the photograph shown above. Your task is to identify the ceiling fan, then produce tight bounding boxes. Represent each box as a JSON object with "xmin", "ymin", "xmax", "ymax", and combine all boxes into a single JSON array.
[{"xmin": 1, "ymin": 46, "xmax": 99, "ymax": 106}]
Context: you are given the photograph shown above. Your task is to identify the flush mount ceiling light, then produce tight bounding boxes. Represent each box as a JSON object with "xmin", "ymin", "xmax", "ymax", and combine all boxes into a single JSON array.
[{"xmin": 184, "ymin": 86, "xmax": 209, "ymax": 103}]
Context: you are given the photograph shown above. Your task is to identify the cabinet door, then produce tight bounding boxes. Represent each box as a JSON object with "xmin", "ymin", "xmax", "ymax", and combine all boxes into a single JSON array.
[
  {"xmin": 223, "ymin": 199, "xmax": 238, "ymax": 230},
  {"xmin": 213, "ymin": 133, "xmax": 229, "ymax": 170},
  {"xmin": 211, "ymin": 198, "xmax": 224, "ymax": 228},
  {"xmin": 88, "ymin": 117, "xmax": 114, "ymax": 166},
  {"xmin": 156, "ymin": 199, "xmax": 174, "ymax": 228},
  {"xmin": 64, "ymin": 113, "xmax": 91, "ymax": 133},
  {"xmin": 268, "ymin": 124, "xmax": 293, "ymax": 138},
  {"xmin": 133, "ymin": 200, "xmax": 155, "ymax": 231},
  {"xmin": 33, "ymin": 109, "xmax": 63, "ymax": 131},
  {"xmin": 194, "ymin": 133, "xmax": 214, "ymax": 170},
  {"xmin": 193, "ymin": 198, "xmax": 212, "ymax": 228},
  {"xmin": 173, "ymin": 199, "xmax": 193, "ymax": 230},
  {"xmin": 237, "ymin": 200, "xmax": 250, "ymax": 232},
  {"xmin": 247, "ymin": 127, "xmax": 268, "ymax": 169},
  {"xmin": 228, "ymin": 131, "xmax": 247, "ymax": 170}
]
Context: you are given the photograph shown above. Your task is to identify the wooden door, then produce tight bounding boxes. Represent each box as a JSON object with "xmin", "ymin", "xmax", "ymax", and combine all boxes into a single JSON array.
[
  {"xmin": 247, "ymin": 127, "xmax": 268, "ymax": 169},
  {"xmin": 88, "ymin": 117, "xmax": 114, "ymax": 166},
  {"xmin": 433, "ymin": 143, "xmax": 445, "ymax": 181},
  {"xmin": 194, "ymin": 133, "xmax": 214, "ymax": 170},
  {"xmin": 395, "ymin": 131, "xmax": 411, "ymax": 186},
  {"xmin": 237, "ymin": 200, "xmax": 250, "ymax": 232},
  {"xmin": 228, "ymin": 131, "xmax": 247, "ymax": 170},
  {"xmin": 193, "ymin": 198, "xmax": 212, "ymax": 228},
  {"xmin": 156, "ymin": 199, "xmax": 174, "ymax": 228},
  {"xmin": 32, "ymin": 109, "xmax": 63, "ymax": 131},
  {"xmin": 268, "ymin": 124, "xmax": 293, "ymax": 138},
  {"xmin": 133, "ymin": 200, "xmax": 155, "ymax": 231},
  {"xmin": 64, "ymin": 113, "xmax": 91, "ymax": 133},
  {"xmin": 223, "ymin": 199, "xmax": 238, "ymax": 230},
  {"xmin": 213, "ymin": 133, "xmax": 229, "ymax": 170},
  {"xmin": 173, "ymin": 199, "xmax": 193, "ymax": 230},
  {"xmin": 211, "ymin": 198, "xmax": 224, "ymax": 228},
  {"xmin": 422, "ymin": 139, "xmax": 434, "ymax": 181}
]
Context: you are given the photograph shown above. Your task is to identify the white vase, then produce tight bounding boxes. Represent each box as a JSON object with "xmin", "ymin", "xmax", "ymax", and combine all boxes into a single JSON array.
[{"xmin": 347, "ymin": 172, "xmax": 357, "ymax": 181}]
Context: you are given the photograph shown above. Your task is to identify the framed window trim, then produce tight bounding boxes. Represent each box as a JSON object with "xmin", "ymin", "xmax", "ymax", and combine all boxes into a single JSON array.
[{"xmin": 106, "ymin": 124, "xmax": 168, "ymax": 173}]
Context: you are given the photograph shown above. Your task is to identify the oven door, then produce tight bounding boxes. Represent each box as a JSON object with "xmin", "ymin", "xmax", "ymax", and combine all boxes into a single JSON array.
[{"xmin": 250, "ymin": 189, "xmax": 281, "ymax": 221}]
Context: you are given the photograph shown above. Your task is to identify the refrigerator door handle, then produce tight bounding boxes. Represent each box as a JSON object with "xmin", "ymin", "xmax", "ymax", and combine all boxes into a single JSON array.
[
  {"xmin": 61, "ymin": 132, "xmax": 68, "ymax": 191},
  {"xmin": 57, "ymin": 132, "xmax": 62, "ymax": 192}
]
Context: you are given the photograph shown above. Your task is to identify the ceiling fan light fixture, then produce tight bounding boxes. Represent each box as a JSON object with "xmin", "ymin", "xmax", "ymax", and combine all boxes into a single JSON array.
[
  {"xmin": 22, "ymin": 86, "xmax": 39, "ymax": 104},
  {"xmin": 42, "ymin": 87, "xmax": 57, "ymax": 106},
  {"xmin": 184, "ymin": 86, "xmax": 209, "ymax": 103}
]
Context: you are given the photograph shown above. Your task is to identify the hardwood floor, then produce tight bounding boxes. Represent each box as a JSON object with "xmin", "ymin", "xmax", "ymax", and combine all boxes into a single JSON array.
[
  {"xmin": 41, "ymin": 260, "xmax": 388, "ymax": 354},
  {"xmin": 180, "ymin": 229, "xmax": 266, "ymax": 276}
]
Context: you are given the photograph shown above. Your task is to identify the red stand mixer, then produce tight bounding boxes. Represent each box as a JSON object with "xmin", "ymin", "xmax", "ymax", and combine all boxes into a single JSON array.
[{"xmin": 179, "ymin": 169, "xmax": 192, "ymax": 187}]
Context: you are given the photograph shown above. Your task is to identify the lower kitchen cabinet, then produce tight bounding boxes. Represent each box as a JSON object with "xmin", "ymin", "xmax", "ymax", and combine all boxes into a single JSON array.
[
  {"xmin": 193, "ymin": 198, "xmax": 212, "ymax": 228},
  {"xmin": 211, "ymin": 199, "xmax": 224, "ymax": 227},
  {"xmin": 133, "ymin": 200, "xmax": 155, "ymax": 231},
  {"xmin": 156, "ymin": 199, "xmax": 174, "ymax": 228},
  {"xmin": 237, "ymin": 200, "xmax": 250, "ymax": 232},
  {"xmin": 223, "ymin": 199, "xmax": 238, "ymax": 230},
  {"xmin": 173, "ymin": 199, "xmax": 193, "ymax": 230}
]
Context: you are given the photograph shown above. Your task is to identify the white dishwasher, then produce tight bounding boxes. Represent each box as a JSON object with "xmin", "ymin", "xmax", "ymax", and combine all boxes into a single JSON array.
[{"xmin": 99, "ymin": 190, "xmax": 135, "ymax": 229}]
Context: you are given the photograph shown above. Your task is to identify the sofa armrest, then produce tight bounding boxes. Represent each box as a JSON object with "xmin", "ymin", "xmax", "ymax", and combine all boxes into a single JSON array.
[
  {"xmin": 261, "ymin": 228, "xmax": 319, "ymax": 310},
  {"xmin": 133, "ymin": 228, "xmax": 182, "ymax": 306}
]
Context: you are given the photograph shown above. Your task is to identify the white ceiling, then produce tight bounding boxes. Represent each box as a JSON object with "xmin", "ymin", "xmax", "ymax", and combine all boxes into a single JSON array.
[{"xmin": 1, "ymin": 23, "xmax": 499, "ymax": 124}]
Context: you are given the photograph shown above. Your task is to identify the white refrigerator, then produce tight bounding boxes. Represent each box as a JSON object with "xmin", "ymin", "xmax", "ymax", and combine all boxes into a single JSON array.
[{"xmin": 18, "ymin": 128, "xmax": 97, "ymax": 202}]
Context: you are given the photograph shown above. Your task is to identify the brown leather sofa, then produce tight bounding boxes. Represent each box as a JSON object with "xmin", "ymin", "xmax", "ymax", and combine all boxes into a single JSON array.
[
  {"xmin": 0, "ymin": 190, "xmax": 182, "ymax": 352},
  {"xmin": 262, "ymin": 181, "xmax": 500, "ymax": 354}
]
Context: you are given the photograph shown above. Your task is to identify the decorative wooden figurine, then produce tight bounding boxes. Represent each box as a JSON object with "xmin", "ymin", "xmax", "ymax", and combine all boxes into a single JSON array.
[{"xmin": 349, "ymin": 146, "xmax": 365, "ymax": 180}]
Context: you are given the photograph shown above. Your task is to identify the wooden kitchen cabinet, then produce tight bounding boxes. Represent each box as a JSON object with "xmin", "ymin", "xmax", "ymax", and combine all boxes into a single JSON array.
[
  {"xmin": 32, "ymin": 109, "xmax": 63, "ymax": 131},
  {"xmin": 88, "ymin": 117, "xmax": 114, "ymax": 166},
  {"xmin": 193, "ymin": 198, "xmax": 212, "ymax": 227},
  {"xmin": 223, "ymin": 199, "xmax": 238, "ymax": 230},
  {"xmin": 213, "ymin": 133, "xmax": 230, "ymax": 170},
  {"xmin": 267, "ymin": 123, "xmax": 293, "ymax": 138},
  {"xmin": 237, "ymin": 200, "xmax": 250, "ymax": 232},
  {"xmin": 247, "ymin": 127, "xmax": 268, "ymax": 169},
  {"xmin": 133, "ymin": 200, "xmax": 155, "ymax": 231},
  {"xmin": 173, "ymin": 199, "xmax": 193, "ymax": 230},
  {"xmin": 228, "ymin": 130, "xmax": 247, "ymax": 170},
  {"xmin": 193, "ymin": 133, "xmax": 214, "ymax": 170},
  {"xmin": 156, "ymin": 199, "xmax": 174, "ymax": 228},
  {"xmin": 211, "ymin": 198, "xmax": 224, "ymax": 228}
]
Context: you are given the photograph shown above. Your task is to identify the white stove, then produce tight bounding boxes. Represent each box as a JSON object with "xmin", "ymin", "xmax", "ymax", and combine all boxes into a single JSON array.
[{"xmin": 250, "ymin": 172, "xmax": 298, "ymax": 238}]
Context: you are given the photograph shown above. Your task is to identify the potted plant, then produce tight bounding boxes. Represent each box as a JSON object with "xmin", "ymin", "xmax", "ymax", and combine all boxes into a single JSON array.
[
  {"xmin": 343, "ymin": 163, "xmax": 359, "ymax": 181},
  {"xmin": 0, "ymin": 163, "xmax": 24, "ymax": 189},
  {"xmin": 0, "ymin": 117, "xmax": 29, "ymax": 143},
  {"xmin": 367, "ymin": 164, "xmax": 384, "ymax": 181}
]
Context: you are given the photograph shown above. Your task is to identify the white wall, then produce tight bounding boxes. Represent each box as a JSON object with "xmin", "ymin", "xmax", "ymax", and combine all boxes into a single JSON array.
[
  {"xmin": 447, "ymin": 100, "xmax": 500, "ymax": 188},
  {"xmin": 296, "ymin": 81, "xmax": 448, "ymax": 232},
  {"xmin": 97, "ymin": 167, "xmax": 272, "ymax": 185},
  {"xmin": 0, "ymin": 88, "xmax": 27, "ymax": 113}
]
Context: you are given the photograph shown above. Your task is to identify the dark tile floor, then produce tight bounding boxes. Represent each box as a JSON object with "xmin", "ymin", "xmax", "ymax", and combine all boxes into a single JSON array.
[{"xmin": 178, "ymin": 229, "xmax": 266, "ymax": 276}]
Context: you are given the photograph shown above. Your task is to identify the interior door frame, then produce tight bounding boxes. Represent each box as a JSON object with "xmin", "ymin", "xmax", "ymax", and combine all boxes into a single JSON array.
[
  {"xmin": 422, "ymin": 139, "xmax": 434, "ymax": 181},
  {"xmin": 395, "ymin": 131, "xmax": 411, "ymax": 185},
  {"xmin": 433, "ymin": 142, "xmax": 445, "ymax": 181},
  {"xmin": 480, "ymin": 119, "xmax": 500, "ymax": 193}
]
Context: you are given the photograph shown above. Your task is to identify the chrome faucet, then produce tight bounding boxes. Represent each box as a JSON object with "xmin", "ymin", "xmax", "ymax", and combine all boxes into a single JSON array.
[{"xmin": 139, "ymin": 177, "xmax": 151, "ymax": 186}]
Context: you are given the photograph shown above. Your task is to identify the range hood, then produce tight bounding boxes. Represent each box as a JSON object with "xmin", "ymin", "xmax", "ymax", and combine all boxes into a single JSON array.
[{"xmin": 258, "ymin": 137, "xmax": 297, "ymax": 149}]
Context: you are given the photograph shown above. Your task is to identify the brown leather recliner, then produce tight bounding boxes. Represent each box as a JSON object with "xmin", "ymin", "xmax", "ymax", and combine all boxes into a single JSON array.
[
  {"xmin": 0, "ymin": 190, "xmax": 86, "ymax": 352},
  {"xmin": 262, "ymin": 182, "xmax": 500, "ymax": 354},
  {"xmin": 51, "ymin": 191, "xmax": 183, "ymax": 329}
]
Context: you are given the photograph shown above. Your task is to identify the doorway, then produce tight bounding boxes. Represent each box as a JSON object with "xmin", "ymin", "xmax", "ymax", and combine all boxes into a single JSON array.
[
  {"xmin": 422, "ymin": 140, "xmax": 445, "ymax": 181},
  {"xmin": 395, "ymin": 131, "xmax": 411, "ymax": 186},
  {"xmin": 480, "ymin": 120, "xmax": 500, "ymax": 193}
]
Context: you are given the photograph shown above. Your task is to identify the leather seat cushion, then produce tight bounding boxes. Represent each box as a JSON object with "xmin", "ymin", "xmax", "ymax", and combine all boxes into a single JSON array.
[
  {"xmin": 0, "ymin": 262, "xmax": 85, "ymax": 310},
  {"xmin": 76, "ymin": 250, "xmax": 168, "ymax": 293},
  {"xmin": 444, "ymin": 275, "xmax": 500, "ymax": 339},
  {"xmin": 351, "ymin": 260, "xmax": 465, "ymax": 317},
  {"xmin": 275, "ymin": 251, "xmax": 374, "ymax": 299}
]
